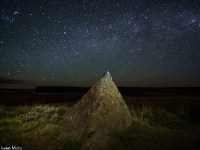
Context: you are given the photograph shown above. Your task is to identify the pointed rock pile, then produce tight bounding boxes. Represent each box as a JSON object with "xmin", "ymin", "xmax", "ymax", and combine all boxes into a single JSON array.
[{"xmin": 62, "ymin": 71, "xmax": 133, "ymax": 149}]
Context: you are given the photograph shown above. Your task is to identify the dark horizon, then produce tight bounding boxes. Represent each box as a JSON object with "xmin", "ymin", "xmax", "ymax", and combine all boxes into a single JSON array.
[{"xmin": 1, "ymin": 85, "xmax": 200, "ymax": 90}]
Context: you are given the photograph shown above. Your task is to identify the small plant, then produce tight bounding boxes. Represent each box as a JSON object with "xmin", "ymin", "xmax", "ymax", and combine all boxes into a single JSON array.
[
  {"xmin": 130, "ymin": 104, "xmax": 154, "ymax": 124},
  {"xmin": 0, "ymin": 105, "xmax": 5, "ymax": 117},
  {"xmin": 17, "ymin": 105, "xmax": 59, "ymax": 122},
  {"xmin": 139, "ymin": 104, "xmax": 154, "ymax": 123},
  {"xmin": 175, "ymin": 105, "xmax": 189, "ymax": 121}
]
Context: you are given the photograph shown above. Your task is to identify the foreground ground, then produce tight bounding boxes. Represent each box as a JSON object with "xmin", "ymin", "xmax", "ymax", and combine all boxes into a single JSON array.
[{"xmin": 0, "ymin": 97, "xmax": 200, "ymax": 150}]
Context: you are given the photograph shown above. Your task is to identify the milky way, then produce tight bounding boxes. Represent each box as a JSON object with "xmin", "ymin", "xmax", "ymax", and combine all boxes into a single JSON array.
[{"xmin": 0, "ymin": 0, "xmax": 200, "ymax": 88}]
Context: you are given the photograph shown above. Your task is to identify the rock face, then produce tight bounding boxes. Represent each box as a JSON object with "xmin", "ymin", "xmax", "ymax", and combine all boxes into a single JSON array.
[{"xmin": 62, "ymin": 71, "xmax": 133, "ymax": 149}]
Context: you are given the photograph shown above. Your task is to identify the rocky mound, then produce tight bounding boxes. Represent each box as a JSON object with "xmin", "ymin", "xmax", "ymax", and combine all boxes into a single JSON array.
[{"xmin": 62, "ymin": 71, "xmax": 133, "ymax": 149}]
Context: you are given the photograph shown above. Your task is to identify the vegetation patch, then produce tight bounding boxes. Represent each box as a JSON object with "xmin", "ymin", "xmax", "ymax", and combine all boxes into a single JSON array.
[
  {"xmin": 17, "ymin": 105, "xmax": 59, "ymax": 122},
  {"xmin": 0, "ymin": 104, "xmax": 82, "ymax": 150},
  {"xmin": 114, "ymin": 104, "xmax": 200, "ymax": 150},
  {"xmin": 0, "ymin": 102, "xmax": 200, "ymax": 149}
]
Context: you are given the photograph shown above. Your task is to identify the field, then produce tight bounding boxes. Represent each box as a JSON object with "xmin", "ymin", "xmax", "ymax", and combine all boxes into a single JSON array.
[{"xmin": 0, "ymin": 87, "xmax": 200, "ymax": 149}]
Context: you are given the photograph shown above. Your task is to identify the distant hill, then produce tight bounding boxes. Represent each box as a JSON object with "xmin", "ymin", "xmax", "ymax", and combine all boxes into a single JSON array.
[
  {"xmin": 35, "ymin": 86, "xmax": 200, "ymax": 97},
  {"xmin": 35, "ymin": 86, "xmax": 90, "ymax": 94}
]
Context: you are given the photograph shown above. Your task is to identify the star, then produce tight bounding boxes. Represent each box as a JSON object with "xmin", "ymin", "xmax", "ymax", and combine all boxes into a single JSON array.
[
  {"xmin": 0, "ymin": 0, "xmax": 199, "ymax": 88},
  {"xmin": 13, "ymin": 11, "xmax": 19, "ymax": 15}
]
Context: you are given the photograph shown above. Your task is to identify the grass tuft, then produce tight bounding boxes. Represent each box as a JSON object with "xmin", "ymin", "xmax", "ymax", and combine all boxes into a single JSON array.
[
  {"xmin": 115, "ymin": 103, "xmax": 200, "ymax": 150},
  {"xmin": 17, "ymin": 105, "xmax": 59, "ymax": 122},
  {"xmin": 0, "ymin": 103, "xmax": 82, "ymax": 150}
]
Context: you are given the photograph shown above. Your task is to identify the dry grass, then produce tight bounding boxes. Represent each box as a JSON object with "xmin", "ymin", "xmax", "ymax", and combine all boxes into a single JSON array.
[
  {"xmin": 0, "ymin": 104, "xmax": 82, "ymax": 150},
  {"xmin": 1, "ymin": 97, "xmax": 200, "ymax": 150},
  {"xmin": 114, "ymin": 101, "xmax": 200, "ymax": 150}
]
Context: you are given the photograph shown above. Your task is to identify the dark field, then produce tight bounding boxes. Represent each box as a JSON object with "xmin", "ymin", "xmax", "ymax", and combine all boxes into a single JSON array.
[
  {"xmin": 0, "ymin": 87, "xmax": 200, "ymax": 149},
  {"xmin": 1, "ymin": 87, "xmax": 200, "ymax": 122}
]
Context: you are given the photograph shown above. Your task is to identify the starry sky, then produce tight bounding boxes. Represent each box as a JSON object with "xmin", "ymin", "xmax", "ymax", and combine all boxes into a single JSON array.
[{"xmin": 0, "ymin": 0, "xmax": 200, "ymax": 89}]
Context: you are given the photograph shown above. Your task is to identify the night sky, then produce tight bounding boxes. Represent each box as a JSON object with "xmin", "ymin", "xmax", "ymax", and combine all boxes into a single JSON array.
[{"xmin": 0, "ymin": 0, "xmax": 200, "ymax": 89}]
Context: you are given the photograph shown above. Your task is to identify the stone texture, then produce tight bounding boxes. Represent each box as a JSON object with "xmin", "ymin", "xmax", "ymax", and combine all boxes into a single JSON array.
[{"xmin": 62, "ymin": 71, "xmax": 133, "ymax": 149}]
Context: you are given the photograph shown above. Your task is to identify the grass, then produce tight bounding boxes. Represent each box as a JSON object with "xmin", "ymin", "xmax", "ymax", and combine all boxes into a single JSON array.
[
  {"xmin": 0, "ymin": 100, "xmax": 200, "ymax": 149},
  {"xmin": 114, "ymin": 103, "xmax": 200, "ymax": 150},
  {"xmin": 0, "ymin": 104, "xmax": 82, "ymax": 150}
]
